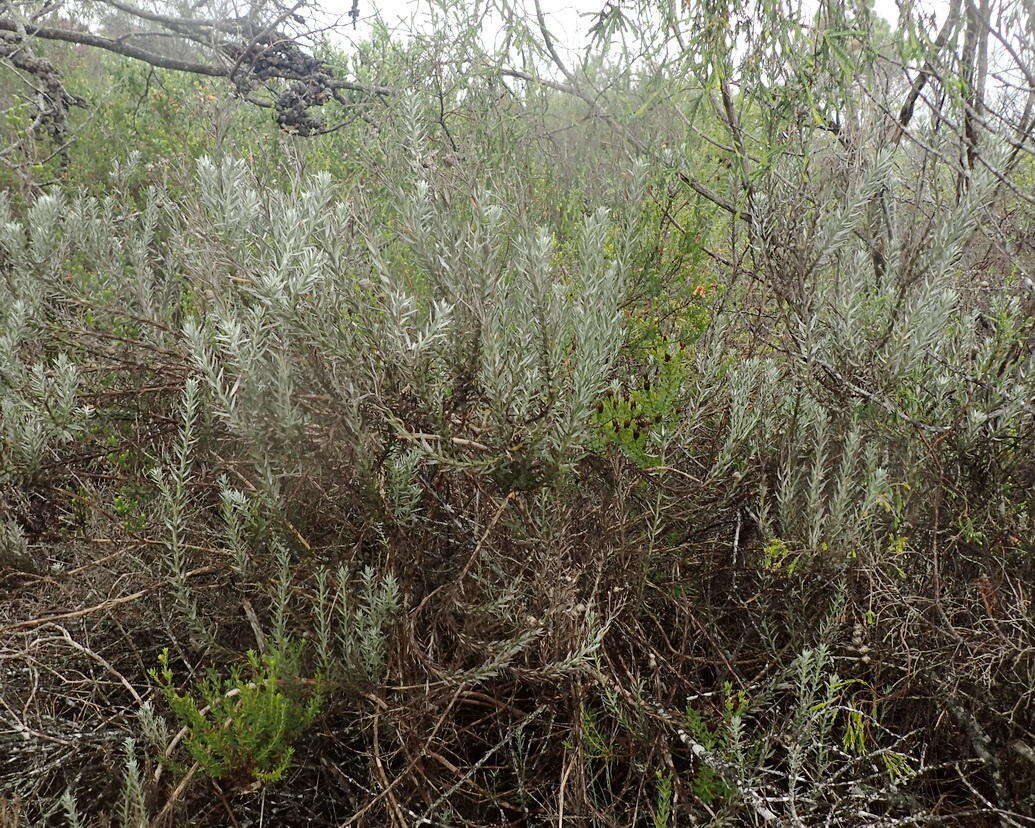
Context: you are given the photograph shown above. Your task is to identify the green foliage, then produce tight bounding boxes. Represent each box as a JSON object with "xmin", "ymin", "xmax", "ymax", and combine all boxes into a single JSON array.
[
  {"xmin": 111, "ymin": 485, "xmax": 150, "ymax": 532},
  {"xmin": 683, "ymin": 685, "xmax": 747, "ymax": 806},
  {"xmin": 760, "ymin": 537, "xmax": 798, "ymax": 573},
  {"xmin": 151, "ymin": 646, "xmax": 321, "ymax": 786},
  {"xmin": 592, "ymin": 341, "xmax": 693, "ymax": 465},
  {"xmin": 571, "ymin": 703, "xmax": 615, "ymax": 761},
  {"xmin": 652, "ymin": 770, "xmax": 673, "ymax": 828}
]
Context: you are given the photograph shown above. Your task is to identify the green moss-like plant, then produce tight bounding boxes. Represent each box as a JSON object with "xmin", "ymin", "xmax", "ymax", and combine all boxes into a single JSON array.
[{"xmin": 151, "ymin": 646, "xmax": 321, "ymax": 786}]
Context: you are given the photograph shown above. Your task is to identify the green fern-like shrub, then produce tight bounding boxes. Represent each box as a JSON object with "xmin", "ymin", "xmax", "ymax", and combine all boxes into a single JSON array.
[{"xmin": 151, "ymin": 646, "xmax": 321, "ymax": 786}]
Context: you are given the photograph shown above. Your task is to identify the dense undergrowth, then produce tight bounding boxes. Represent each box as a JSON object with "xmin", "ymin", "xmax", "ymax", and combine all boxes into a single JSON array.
[{"xmin": 1, "ymin": 0, "xmax": 1034, "ymax": 824}]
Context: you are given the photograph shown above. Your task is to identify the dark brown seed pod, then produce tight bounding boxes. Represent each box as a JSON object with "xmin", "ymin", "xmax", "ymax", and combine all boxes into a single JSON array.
[
  {"xmin": 664, "ymin": 352, "xmax": 672, "ymax": 363},
  {"xmin": 654, "ymin": 412, "xmax": 663, "ymax": 424},
  {"xmin": 631, "ymin": 429, "xmax": 640, "ymax": 440}
]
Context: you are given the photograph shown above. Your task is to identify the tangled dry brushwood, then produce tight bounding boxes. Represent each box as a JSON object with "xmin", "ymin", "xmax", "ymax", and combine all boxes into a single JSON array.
[
  {"xmin": 0, "ymin": 144, "xmax": 1031, "ymax": 824},
  {"xmin": 0, "ymin": 0, "xmax": 1034, "ymax": 825}
]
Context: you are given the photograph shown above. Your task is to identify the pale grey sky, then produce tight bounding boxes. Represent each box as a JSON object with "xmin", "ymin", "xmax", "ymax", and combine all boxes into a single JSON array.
[{"xmin": 331, "ymin": 0, "xmax": 943, "ymax": 52}]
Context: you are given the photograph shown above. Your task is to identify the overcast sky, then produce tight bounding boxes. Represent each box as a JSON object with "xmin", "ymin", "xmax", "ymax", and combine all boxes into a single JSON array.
[{"xmin": 331, "ymin": 0, "xmax": 936, "ymax": 53}]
